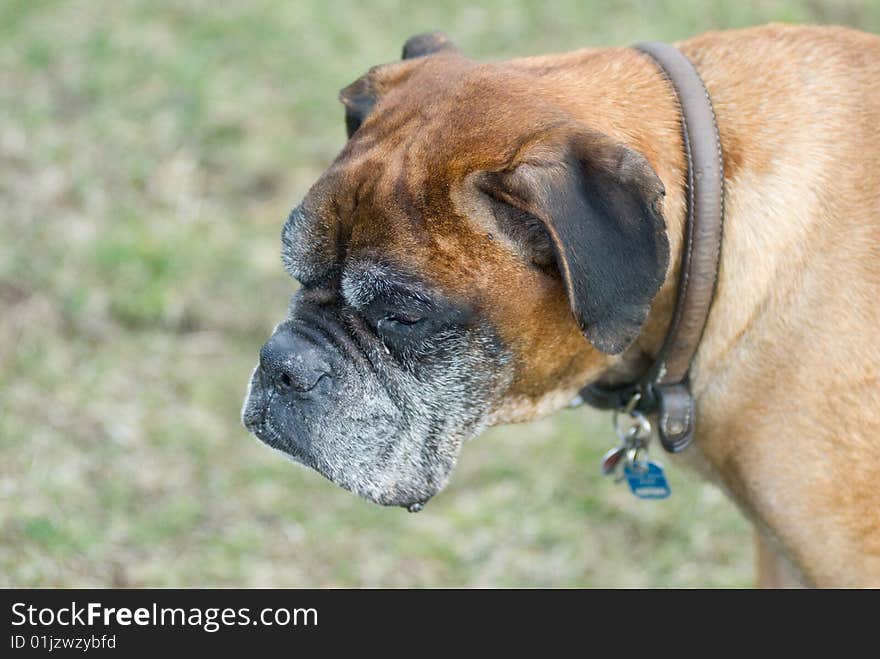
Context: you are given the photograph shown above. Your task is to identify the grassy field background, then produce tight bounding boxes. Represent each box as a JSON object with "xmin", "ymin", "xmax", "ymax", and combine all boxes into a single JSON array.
[{"xmin": 2, "ymin": 0, "xmax": 878, "ymax": 588}]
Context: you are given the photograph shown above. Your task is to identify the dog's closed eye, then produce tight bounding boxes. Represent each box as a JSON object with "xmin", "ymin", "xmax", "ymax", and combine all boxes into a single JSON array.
[{"xmin": 380, "ymin": 312, "xmax": 424, "ymax": 327}]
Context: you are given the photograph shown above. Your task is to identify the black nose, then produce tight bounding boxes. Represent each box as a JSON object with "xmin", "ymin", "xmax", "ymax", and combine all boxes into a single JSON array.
[{"xmin": 259, "ymin": 328, "xmax": 332, "ymax": 394}]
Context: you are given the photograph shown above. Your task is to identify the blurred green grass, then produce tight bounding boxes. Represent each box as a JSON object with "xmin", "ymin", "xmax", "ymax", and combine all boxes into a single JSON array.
[{"xmin": 2, "ymin": 0, "xmax": 878, "ymax": 587}]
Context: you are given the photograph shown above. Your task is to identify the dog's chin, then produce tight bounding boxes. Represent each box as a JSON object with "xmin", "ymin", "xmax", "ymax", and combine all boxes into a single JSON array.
[
  {"xmin": 341, "ymin": 478, "xmax": 441, "ymax": 510},
  {"xmin": 253, "ymin": 424, "xmax": 442, "ymax": 509},
  {"xmin": 242, "ymin": 391, "xmax": 445, "ymax": 510}
]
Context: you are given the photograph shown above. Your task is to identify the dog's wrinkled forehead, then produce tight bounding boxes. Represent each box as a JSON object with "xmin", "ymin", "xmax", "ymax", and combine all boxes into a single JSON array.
[
  {"xmin": 281, "ymin": 181, "xmax": 426, "ymax": 294},
  {"xmin": 279, "ymin": 47, "xmax": 603, "ymax": 307}
]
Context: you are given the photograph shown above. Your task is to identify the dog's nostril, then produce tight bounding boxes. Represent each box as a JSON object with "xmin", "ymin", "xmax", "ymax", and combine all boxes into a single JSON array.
[{"xmin": 260, "ymin": 329, "xmax": 332, "ymax": 394}]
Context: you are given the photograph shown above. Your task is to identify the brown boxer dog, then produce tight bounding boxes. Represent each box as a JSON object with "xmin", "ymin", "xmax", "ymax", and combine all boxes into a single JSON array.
[{"xmin": 242, "ymin": 24, "xmax": 880, "ymax": 587}]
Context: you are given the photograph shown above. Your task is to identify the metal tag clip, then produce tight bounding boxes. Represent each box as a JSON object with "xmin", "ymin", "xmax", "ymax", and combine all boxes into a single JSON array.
[{"xmin": 600, "ymin": 393, "xmax": 672, "ymax": 498}]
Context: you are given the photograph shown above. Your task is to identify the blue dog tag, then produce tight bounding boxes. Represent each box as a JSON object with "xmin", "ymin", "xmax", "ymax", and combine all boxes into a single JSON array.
[{"xmin": 623, "ymin": 461, "xmax": 671, "ymax": 499}]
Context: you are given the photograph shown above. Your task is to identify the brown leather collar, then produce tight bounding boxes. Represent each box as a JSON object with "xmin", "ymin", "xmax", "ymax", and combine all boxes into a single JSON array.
[{"xmin": 580, "ymin": 41, "xmax": 725, "ymax": 453}]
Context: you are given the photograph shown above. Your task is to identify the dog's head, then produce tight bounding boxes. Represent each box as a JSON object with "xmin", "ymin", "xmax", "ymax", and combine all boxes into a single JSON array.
[{"xmin": 242, "ymin": 34, "xmax": 669, "ymax": 508}]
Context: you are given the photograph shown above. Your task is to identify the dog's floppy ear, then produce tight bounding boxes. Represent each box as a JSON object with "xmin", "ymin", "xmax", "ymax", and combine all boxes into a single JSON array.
[
  {"xmin": 480, "ymin": 128, "xmax": 670, "ymax": 354},
  {"xmin": 401, "ymin": 31, "xmax": 457, "ymax": 59}
]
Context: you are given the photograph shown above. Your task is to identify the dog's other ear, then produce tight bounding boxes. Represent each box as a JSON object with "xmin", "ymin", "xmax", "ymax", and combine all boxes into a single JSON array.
[
  {"xmin": 401, "ymin": 31, "xmax": 458, "ymax": 59},
  {"xmin": 339, "ymin": 33, "xmax": 458, "ymax": 138},
  {"xmin": 339, "ymin": 75, "xmax": 377, "ymax": 139},
  {"xmin": 479, "ymin": 128, "xmax": 669, "ymax": 354}
]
